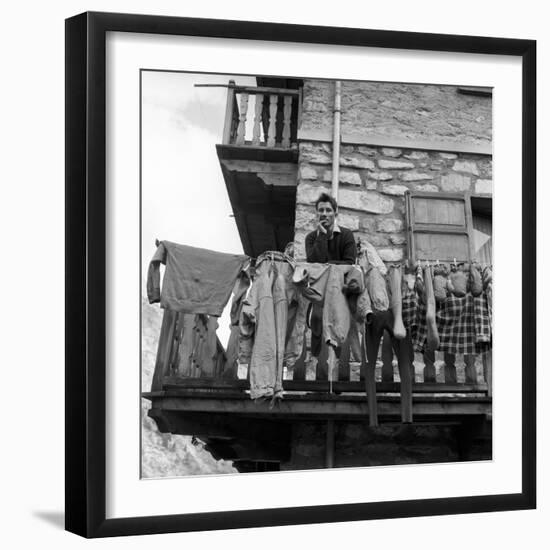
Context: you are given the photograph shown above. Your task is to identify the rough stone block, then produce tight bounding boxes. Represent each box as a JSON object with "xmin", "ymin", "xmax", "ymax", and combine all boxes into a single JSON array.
[
  {"xmin": 390, "ymin": 234, "xmax": 407, "ymax": 245},
  {"xmin": 404, "ymin": 151, "xmax": 429, "ymax": 160},
  {"xmin": 294, "ymin": 205, "xmax": 318, "ymax": 230},
  {"xmin": 369, "ymin": 171, "xmax": 393, "ymax": 181},
  {"xmin": 381, "ymin": 147, "xmax": 402, "ymax": 157},
  {"xmin": 378, "ymin": 159, "xmax": 415, "ymax": 170},
  {"xmin": 360, "ymin": 217, "xmax": 376, "ymax": 232},
  {"xmin": 439, "ymin": 152, "xmax": 458, "ymax": 159},
  {"xmin": 340, "ymin": 155, "xmax": 375, "ymax": 170},
  {"xmin": 400, "ymin": 172, "xmax": 434, "ymax": 182},
  {"xmin": 354, "ymin": 232, "xmax": 391, "ymax": 247},
  {"xmin": 299, "ymin": 165, "xmax": 318, "ymax": 180},
  {"xmin": 414, "ymin": 183, "xmax": 439, "ymax": 192},
  {"xmin": 338, "ymin": 188, "xmax": 394, "ymax": 214},
  {"xmin": 440, "ymin": 173, "xmax": 471, "ymax": 192},
  {"xmin": 322, "ymin": 170, "xmax": 362, "ymax": 186},
  {"xmin": 475, "ymin": 179, "xmax": 493, "ymax": 194},
  {"xmin": 376, "ymin": 217, "xmax": 404, "ymax": 233},
  {"xmin": 364, "ymin": 178, "xmax": 378, "ymax": 190},
  {"xmin": 296, "ymin": 182, "xmax": 330, "ymax": 204},
  {"xmin": 335, "ymin": 211, "xmax": 360, "ymax": 231},
  {"xmin": 479, "ymin": 159, "xmax": 493, "ymax": 178},
  {"xmin": 356, "ymin": 146, "xmax": 378, "ymax": 157},
  {"xmin": 452, "ymin": 160, "xmax": 480, "ymax": 175},
  {"xmin": 377, "ymin": 248, "xmax": 404, "ymax": 262},
  {"xmin": 380, "ymin": 184, "xmax": 409, "ymax": 196},
  {"xmin": 299, "ymin": 143, "xmax": 332, "ymax": 165}
]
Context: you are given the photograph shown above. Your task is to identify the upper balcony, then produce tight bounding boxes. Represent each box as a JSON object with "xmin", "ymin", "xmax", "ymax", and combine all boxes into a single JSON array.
[{"xmin": 216, "ymin": 79, "xmax": 302, "ymax": 258}]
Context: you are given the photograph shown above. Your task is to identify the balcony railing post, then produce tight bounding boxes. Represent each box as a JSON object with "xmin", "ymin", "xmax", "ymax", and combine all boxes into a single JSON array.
[
  {"xmin": 222, "ymin": 80, "xmax": 236, "ymax": 145},
  {"xmin": 267, "ymin": 94, "xmax": 278, "ymax": 147},
  {"xmin": 151, "ymin": 309, "xmax": 178, "ymax": 391},
  {"xmin": 281, "ymin": 95, "xmax": 292, "ymax": 148},
  {"xmin": 235, "ymin": 92, "xmax": 249, "ymax": 146},
  {"xmin": 252, "ymin": 93, "xmax": 263, "ymax": 146}
]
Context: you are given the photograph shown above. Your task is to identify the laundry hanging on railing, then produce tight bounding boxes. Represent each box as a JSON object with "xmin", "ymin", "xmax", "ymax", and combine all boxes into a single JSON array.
[
  {"xmin": 147, "ymin": 238, "xmax": 493, "ymax": 395},
  {"xmin": 147, "ymin": 240, "xmax": 249, "ymax": 316},
  {"xmin": 401, "ymin": 261, "xmax": 493, "ymax": 355}
]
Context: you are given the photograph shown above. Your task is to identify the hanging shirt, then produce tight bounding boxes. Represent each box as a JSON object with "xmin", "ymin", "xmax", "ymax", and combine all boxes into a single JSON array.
[{"xmin": 147, "ymin": 240, "xmax": 249, "ymax": 316}]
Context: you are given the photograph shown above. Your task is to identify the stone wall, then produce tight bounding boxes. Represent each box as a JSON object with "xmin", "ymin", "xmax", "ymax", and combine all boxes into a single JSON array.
[
  {"xmin": 293, "ymin": 142, "xmax": 492, "ymax": 262},
  {"xmin": 280, "ymin": 420, "xmax": 491, "ymax": 470},
  {"xmin": 301, "ymin": 80, "xmax": 492, "ymax": 147}
]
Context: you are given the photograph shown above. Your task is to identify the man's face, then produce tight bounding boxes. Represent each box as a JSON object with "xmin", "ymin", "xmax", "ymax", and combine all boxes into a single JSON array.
[{"xmin": 317, "ymin": 201, "xmax": 336, "ymax": 231}]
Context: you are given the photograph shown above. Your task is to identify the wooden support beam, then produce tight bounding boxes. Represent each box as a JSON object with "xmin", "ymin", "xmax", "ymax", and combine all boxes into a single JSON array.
[
  {"xmin": 160, "ymin": 376, "xmax": 490, "ymax": 394},
  {"xmin": 325, "ymin": 419, "xmax": 335, "ymax": 468}
]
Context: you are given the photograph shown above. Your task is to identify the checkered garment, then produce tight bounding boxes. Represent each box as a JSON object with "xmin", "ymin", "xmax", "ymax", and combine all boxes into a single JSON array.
[{"xmin": 401, "ymin": 287, "xmax": 492, "ymax": 355}]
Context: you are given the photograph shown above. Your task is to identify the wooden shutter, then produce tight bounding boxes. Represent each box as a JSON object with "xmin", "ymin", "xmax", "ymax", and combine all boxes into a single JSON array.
[{"xmin": 405, "ymin": 191, "xmax": 474, "ymax": 263}]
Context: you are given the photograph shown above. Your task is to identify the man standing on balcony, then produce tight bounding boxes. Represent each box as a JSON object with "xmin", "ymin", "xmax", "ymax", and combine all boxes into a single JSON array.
[
  {"xmin": 305, "ymin": 193, "xmax": 357, "ymax": 358},
  {"xmin": 305, "ymin": 192, "xmax": 357, "ymax": 265}
]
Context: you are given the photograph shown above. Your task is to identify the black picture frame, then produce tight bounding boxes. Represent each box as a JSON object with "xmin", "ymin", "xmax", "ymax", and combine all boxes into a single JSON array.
[{"xmin": 65, "ymin": 11, "xmax": 536, "ymax": 538}]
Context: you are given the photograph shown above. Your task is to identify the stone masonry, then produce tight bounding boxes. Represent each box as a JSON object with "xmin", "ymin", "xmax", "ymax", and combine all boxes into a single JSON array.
[
  {"xmin": 301, "ymin": 80, "xmax": 492, "ymax": 147},
  {"xmin": 293, "ymin": 142, "xmax": 492, "ymax": 262}
]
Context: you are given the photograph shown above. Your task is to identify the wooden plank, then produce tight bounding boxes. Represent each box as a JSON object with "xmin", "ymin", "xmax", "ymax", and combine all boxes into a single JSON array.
[
  {"xmin": 405, "ymin": 190, "xmax": 415, "ymax": 262},
  {"xmin": 281, "ymin": 95, "xmax": 292, "ymax": 148},
  {"xmin": 414, "ymin": 233, "xmax": 470, "ymax": 262},
  {"xmin": 222, "ymin": 80, "xmax": 236, "ymax": 145},
  {"xmin": 412, "ymin": 197, "xmax": 466, "ymax": 225},
  {"xmin": 230, "ymin": 85, "xmax": 300, "ymax": 96},
  {"xmin": 483, "ymin": 351, "xmax": 493, "ymax": 397},
  {"xmin": 413, "ymin": 225, "xmax": 469, "ymax": 235},
  {"xmin": 464, "ymin": 191, "xmax": 475, "ymax": 261},
  {"xmin": 177, "ymin": 314, "xmax": 197, "ymax": 377},
  {"xmin": 200, "ymin": 316, "xmax": 218, "ymax": 377},
  {"xmin": 148, "ymin": 394, "xmax": 492, "ymax": 418},
  {"xmin": 316, "ymin": 341, "xmax": 329, "ymax": 380},
  {"xmin": 161, "ymin": 376, "xmax": 489, "ymax": 394},
  {"xmin": 338, "ymin": 340, "xmax": 351, "ymax": 382},
  {"xmin": 291, "ymin": 340, "xmax": 307, "ymax": 381},
  {"xmin": 151, "ymin": 310, "xmax": 177, "ymax": 392}
]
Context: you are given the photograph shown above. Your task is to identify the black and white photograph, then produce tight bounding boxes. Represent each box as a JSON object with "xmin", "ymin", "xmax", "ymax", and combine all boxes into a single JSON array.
[
  {"xmin": 1, "ymin": 1, "xmax": 541, "ymax": 545},
  {"xmin": 141, "ymin": 72, "xmax": 494, "ymax": 476}
]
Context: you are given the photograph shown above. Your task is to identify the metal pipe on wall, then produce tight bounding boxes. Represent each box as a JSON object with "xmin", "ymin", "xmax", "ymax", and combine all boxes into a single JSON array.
[{"xmin": 331, "ymin": 81, "xmax": 342, "ymax": 201}]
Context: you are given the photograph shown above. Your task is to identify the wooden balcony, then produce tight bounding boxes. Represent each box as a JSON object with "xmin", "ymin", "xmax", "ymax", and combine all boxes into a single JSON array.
[
  {"xmin": 216, "ymin": 81, "xmax": 301, "ymax": 257},
  {"xmin": 143, "ymin": 309, "xmax": 492, "ymax": 469},
  {"xmin": 221, "ymin": 80, "xmax": 301, "ymax": 152},
  {"xmin": 144, "ymin": 309, "xmax": 492, "ymax": 418}
]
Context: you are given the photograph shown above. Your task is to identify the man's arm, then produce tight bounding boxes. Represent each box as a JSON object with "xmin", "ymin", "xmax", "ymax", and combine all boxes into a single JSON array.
[
  {"xmin": 339, "ymin": 229, "xmax": 358, "ymax": 265},
  {"xmin": 305, "ymin": 230, "xmax": 329, "ymax": 263}
]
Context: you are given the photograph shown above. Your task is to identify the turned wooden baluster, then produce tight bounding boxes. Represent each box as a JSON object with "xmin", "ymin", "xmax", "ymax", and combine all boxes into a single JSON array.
[
  {"xmin": 267, "ymin": 94, "xmax": 278, "ymax": 147},
  {"xmin": 252, "ymin": 93, "xmax": 263, "ymax": 146},
  {"xmin": 281, "ymin": 95, "xmax": 292, "ymax": 148},
  {"xmin": 235, "ymin": 92, "xmax": 249, "ymax": 146}
]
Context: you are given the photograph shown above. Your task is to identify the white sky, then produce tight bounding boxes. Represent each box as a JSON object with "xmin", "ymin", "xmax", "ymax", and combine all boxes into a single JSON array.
[{"xmin": 141, "ymin": 71, "xmax": 257, "ymax": 346}]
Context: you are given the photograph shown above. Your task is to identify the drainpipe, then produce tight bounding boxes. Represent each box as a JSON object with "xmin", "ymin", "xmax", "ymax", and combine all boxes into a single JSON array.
[{"xmin": 331, "ymin": 81, "xmax": 342, "ymax": 201}]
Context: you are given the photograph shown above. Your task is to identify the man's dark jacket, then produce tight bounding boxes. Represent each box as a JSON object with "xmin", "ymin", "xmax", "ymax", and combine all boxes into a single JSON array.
[{"xmin": 305, "ymin": 226, "xmax": 357, "ymax": 265}]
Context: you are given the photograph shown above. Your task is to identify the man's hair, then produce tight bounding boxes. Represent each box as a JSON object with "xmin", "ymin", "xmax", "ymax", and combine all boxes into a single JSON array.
[{"xmin": 315, "ymin": 192, "xmax": 338, "ymax": 212}]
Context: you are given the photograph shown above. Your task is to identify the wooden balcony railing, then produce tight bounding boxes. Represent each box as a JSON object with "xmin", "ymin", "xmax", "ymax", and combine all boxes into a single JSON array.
[
  {"xmin": 222, "ymin": 80, "xmax": 301, "ymax": 149},
  {"xmin": 150, "ymin": 309, "xmax": 492, "ymax": 397}
]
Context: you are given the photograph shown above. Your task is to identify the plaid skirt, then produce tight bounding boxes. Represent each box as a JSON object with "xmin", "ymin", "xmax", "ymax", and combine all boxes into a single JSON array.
[{"xmin": 402, "ymin": 288, "xmax": 492, "ymax": 355}]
